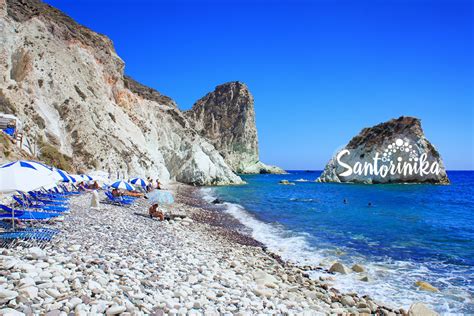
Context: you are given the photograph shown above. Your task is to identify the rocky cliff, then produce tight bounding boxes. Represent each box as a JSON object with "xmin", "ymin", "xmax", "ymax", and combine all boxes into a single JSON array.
[
  {"xmin": 185, "ymin": 82, "xmax": 284, "ymax": 174},
  {"xmin": 317, "ymin": 116, "xmax": 449, "ymax": 184},
  {"xmin": 0, "ymin": 0, "xmax": 247, "ymax": 185}
]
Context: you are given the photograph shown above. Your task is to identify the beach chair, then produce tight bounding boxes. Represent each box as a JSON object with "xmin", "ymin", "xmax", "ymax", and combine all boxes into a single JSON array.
[
  {"xmin": 104, "ymin": 191, "xmax": 134, "ymax": 206},
  {"xmin": 13, "ymin": 196, "xmax": 69, "ymax": 213},
  {"xmin": 0, "ymin": 221, "xmax": 60, "ymax": 245},
  {"xmin": 28, "ymin": 192, "xmax": 69, "ymax": 207},
  {"xmin": 37, "ymin": 190, "xmax": 68, "ymax": 201},
  {"xmin": 0, "ymin": 205, "xmax": 62, "ymax": 220},
  {"xmin": 0, "ymin": 229, "xmax": 58, "ymax": 241},
  {"xmin": 60, "ymin": 185, "xmax": 81, "ymax": 195}
]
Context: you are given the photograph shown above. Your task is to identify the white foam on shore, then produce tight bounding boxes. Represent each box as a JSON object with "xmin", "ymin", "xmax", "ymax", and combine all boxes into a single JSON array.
[
  {"xmin": 201, "ymin": 188, "xmax": 325, "ymax": 265},
  {"xmin": 200, "ymin": 187, "xmax": 473, "ymax": 314}
]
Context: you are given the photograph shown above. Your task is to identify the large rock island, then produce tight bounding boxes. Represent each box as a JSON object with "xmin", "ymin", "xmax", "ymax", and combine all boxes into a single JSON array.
[
  {"xmin": 317, "ymin": 116, "xmax": 449, "ymax": 184},
  {"xmin": 185, "ymin": 82, "xmax": 285, "ymax": 174}
]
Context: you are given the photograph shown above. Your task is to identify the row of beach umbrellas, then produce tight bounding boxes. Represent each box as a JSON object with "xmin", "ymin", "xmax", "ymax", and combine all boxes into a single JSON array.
[
  {"xmin": 0, "ymin": 160, "xmax": 104, "ymax": 194},
  {"xmin": 111, "ymin": 179, "xmax": 174, "ymax": 204},
  {"xmin": 0, "ymin": 160, "xmax": 174, "ymax": 204}
]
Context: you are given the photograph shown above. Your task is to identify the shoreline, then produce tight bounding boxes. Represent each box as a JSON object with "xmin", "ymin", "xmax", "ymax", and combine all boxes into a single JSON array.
[{"xmin": 0, "ymin": 184, "xmax": 434, "ymax": 315}]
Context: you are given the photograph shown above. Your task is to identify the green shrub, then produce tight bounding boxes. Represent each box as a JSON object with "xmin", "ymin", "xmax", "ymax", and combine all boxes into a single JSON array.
[{"xmin": 39, "ymin": 143, "xmax": 74, "ymax": 172}]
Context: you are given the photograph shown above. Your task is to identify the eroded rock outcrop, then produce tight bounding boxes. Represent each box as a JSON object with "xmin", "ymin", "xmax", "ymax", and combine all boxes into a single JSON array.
[
  {"xmin": 317, "ymin": 116, "xmax": 449, "ymax": 184},
  {"xmin": 185, "ymin": 82, "xmax": 284, "ymax": 174},
  {"xmin": 0, "ymin": 0, "xmax": 243, "ymax": 185}
]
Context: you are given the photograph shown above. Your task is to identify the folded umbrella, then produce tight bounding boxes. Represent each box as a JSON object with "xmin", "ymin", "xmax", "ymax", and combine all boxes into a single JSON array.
[{"xmin": 146, "ymin": 190, "xmax": 174, "ymax": 205}]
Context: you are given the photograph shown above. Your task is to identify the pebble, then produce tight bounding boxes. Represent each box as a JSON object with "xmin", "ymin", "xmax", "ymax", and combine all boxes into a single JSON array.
[
  {"xmin": 0, "ymin": 308, "xmax": 25, "ymax": 316},
  {"xmin": 0, "ymin": 289, "xmax": 18, "ymax": 304},
  {"xmin": 28, "ymin": 247, "xmax": 46, "ymax": 260},
  {"xmin": 351, "ymin": 264, "xmax": 365, "ymax": 273},
  {"xmin": 341, "ymin": 295, "xmax": 356, "ymax": 307},
  {"xmin": 329, "ymin": 262, "xmax": 351, "ymax": 274},
  {"xmin": 408, "ymin": 302, "xmax": 438, "ymax": 316},
  {"xmin": 106, "ymin": 305, "xmax": 127, "ymax": 315},
  {"xmin": 415, "ymin": 281, "xmax": 439, "ymax": 292}
]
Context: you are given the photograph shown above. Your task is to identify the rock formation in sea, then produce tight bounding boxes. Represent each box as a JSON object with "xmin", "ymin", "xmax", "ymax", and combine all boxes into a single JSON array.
[
  {"xmin": 317, "ymin": 116, "xmax": 449, "ymax": 184},
  {"xmin": 0, "ymin": 0, "xmax": 266, "ymax": 185},
  {"xmin": 185, "ymin": 82, "xmax": 285, "ymax": 174}
]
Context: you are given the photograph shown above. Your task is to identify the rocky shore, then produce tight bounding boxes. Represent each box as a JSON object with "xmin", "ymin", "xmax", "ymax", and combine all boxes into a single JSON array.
[{"xmin": 0, "ymin": 185, "xmax": 437, "ymax": 315}]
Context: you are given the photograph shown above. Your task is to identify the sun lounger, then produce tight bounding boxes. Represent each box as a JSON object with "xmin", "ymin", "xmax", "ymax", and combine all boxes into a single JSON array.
[
  {"xmin": 13, "ymin": 196, "xmax": 69, "ymax": 213},
  {"xmin": 104, "ymin": 191, "xmax": 135, "ymax": 206},
  {"xmin": 27, "ymin": 192, "xmax": 69, "ymax": 206},
  {"xmin": 60, "ymin": 185, "xmax": 80, "ymax": 195},
  {"xmin": 0, "ymin": 228, "xmax": 59, "ymax": 241},
  {"xmin": 0, "ymin": 205, "xmax": 62, "ymax": 220}
]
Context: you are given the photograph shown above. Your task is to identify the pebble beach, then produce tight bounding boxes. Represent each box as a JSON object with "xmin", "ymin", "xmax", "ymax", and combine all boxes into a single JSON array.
[{"xmin": 0, "ymin": 184, "xmax": 435, "ymax": 315}]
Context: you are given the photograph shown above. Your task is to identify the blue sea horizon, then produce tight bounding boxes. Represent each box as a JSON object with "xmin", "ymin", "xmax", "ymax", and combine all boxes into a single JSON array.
[{"xmin": 203, "ymin": 170, "xmax": 474, "ymax": 313}]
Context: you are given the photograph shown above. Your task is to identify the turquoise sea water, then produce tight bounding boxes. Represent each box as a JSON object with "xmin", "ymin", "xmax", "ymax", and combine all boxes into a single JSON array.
[{"xmin": 202, "ymin": 171, "xmax": 474, "ymax": 313}]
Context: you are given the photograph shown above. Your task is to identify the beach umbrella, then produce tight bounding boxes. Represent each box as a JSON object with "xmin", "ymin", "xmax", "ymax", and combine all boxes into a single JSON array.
[
  {"xmin": 0, "ymin": 161, "xmax": 56, "ymax": 193},
  {"xmin": 79, "ymin": 174, "xmax": 93, "ymax": 182},
  {"xmin": 55, "ymin": 169, "xmax": 76, "ymax": 183},
  {"xmin": 27, "ymin": 161, "xmax": 63, "ymax": 183},
  {"xmin": 146, "ymin": 190, "xmax": 174, "ymax": 205},
  {"xmin": 0, "ymin": 161, "xmax": 57, "ymax": 230},
  {"xmin": 129, "ymin": 177, "xmax": 148, "ymax": 187},
  {"xmin": 110, "ymin": 180, "xmax": 135, "ymax": 191}
]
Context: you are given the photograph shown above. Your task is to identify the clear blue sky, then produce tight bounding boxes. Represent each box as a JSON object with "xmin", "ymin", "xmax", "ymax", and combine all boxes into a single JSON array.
[{"xmin": 45, "ymin": 0, "xmax": 474, "ymax": 170}]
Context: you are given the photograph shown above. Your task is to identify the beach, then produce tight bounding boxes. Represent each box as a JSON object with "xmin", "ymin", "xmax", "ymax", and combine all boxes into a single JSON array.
[{"xmin": 0, "ymin": 184, "xmax": 422, "ymax": 315}]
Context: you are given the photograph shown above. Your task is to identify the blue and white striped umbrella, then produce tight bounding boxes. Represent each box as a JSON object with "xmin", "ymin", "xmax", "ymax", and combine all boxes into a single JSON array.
[
  {"xmin": 80, "ymin": 174, "xmax": 93, "ymax": 181},
  {"xmin": 0, "ymin": 161, "xmax": 56, "ymax": 193},
  {"xmin": 56, "ymin": 169, "xmax": 77, "ymax": 183},
  {"xmin": 110, "ymin": 180, "xmax": 135, "ymax": 191},
  {"xmin": 129, "ymin": 177, "xmax": 148, "ymax": 187},
  {"xmin": 26, "ymin": 161, "xmax": 63, "ymax": 183}
]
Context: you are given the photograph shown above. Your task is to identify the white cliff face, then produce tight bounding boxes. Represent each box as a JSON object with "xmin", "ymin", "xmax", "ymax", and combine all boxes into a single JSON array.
[
  {"xmin": 185, "ymin": 82, "xmax": 285, "ymax": 174},
  {"xmin": 317, "ymin": 117, "xmax": 449, "ymax": 184},
  {"xmin": 0, "ymin": 0, "xmax": 242, "ymax": 185}
]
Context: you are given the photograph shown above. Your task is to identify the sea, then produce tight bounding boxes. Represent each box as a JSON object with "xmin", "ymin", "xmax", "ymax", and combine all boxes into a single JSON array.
[{"xmin": 201, "ymin": 171, "xmax": 474, "ymax": 314}]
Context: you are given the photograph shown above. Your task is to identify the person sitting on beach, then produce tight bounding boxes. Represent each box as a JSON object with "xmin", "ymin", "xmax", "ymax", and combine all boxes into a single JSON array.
[
  {"xmin": 91, "ymin": 181, "xmax": 100, "ymax": 190},
  {"xmin": 156, "ymin": 179, "xmax": 162, "ymax": 190},
  {"xmin": 148, "ymin": 203, "xmax": 164, "ymax": 221}
]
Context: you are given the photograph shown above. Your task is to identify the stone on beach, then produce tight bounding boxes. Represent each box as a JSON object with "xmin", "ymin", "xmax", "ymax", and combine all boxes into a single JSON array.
[
  {"xmin": 106, "ymin": 305, "xmax": 127, "ymax": 315},
  {"xmin": 351, "ymin": 264, "xmax": 365, "ymax": 273},
  {"xmin": 17, "ymin": 277, "xmax": 35, "ymax": 289},
  {"xmin": 341, "ymin": 295, "xmax": 356, "ymax": 307},
  {"xmin": 27, "ymin": 247, "xmax": 46, "ymax": 260},
  {"xmin": 0, "ymin": 289, "xmax": 18, "ymax": 304},
  {"xmin": 329, "ymin": 262, "xmax": 351, "ymax": 274},
  {"xmin": 18, "ymin": 286, "xmax": 38, "ymax": 300},
  {"xmin": 415, "ymin": 281, "xmax": 439, "ymax": 292},
  {"xmin": 408, "ymin": 302, "xmax": 439, "ymax": 316},
  {"xmin": 0, "ymin": 308, "xmax": 25, "ymax": 316}
]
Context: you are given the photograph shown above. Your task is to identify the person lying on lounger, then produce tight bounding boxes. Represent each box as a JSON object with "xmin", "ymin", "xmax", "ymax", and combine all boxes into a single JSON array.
[
  {"xmin": 111, "ymin": 188, "xmax": 123, "ymax": 197},
  {"xmin": 78, "ymin": 182, "xmax": 87, "ymax": 191},
  {"xmin": 148, "ymin": 203, "xmax": 164, "ymax": 221}
]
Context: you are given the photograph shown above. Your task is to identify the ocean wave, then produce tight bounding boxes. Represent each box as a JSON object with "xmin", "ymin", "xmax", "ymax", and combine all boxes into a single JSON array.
[
  {"xmin": 200, "ymin": 187, "xmax": 473, "ymax": 314},
  {"xmin": 295, "ymin": 178, "xmax": 310, "ymax": 182}
]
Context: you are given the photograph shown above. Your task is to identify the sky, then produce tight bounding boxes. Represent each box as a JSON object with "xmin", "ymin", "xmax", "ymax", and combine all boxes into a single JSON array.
[{"xmin": 45, "ymin": 0, "xmax": 474, "ymax": 170}]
